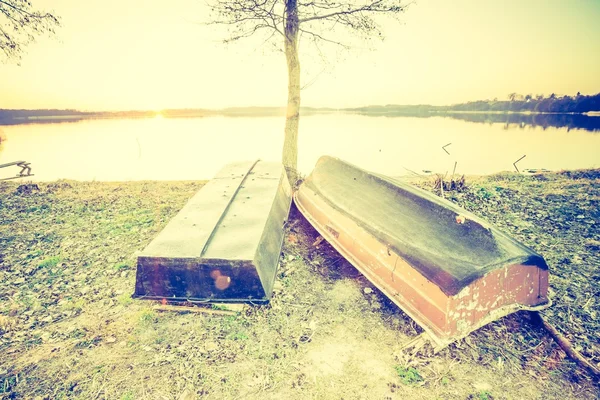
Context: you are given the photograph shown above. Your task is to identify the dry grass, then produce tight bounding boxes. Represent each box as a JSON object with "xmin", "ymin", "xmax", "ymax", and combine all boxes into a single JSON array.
[{"xmin": 0, "ymin": 172, "xmax": 599, "ymax": 399}]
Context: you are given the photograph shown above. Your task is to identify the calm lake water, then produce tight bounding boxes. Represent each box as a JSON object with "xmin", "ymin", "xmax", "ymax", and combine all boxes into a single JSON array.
[{"xmin": 1, "ymin": 114, "xmax": 599, "ymax": 181}]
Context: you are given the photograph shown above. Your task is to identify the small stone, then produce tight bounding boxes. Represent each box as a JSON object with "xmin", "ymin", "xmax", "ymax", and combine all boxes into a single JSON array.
[
  {"xmin": 106, "ymin": 336, "xmax": 117, "ymax": 343},
  {"xmin": 473, "ymin": 381, "xmax": 492, "ymax": 391},
  {"xmin": 204, "ymin": 341, "xmax": 218, "ymax": 352},
  {"xmin": 143, "ymin": 346, "xmax": 152, "ymax": 352},
  {"xmin": 363, "ymin": 287, "xmax": 373, "ymax": 294},
  {"xmin": 120, "ymin": 271, "xmax": 128, "ymax": 278},
  {"xmin": 178, "ymin": 389, "xmax": 195, "ymax": 400},
  {"xmin": 285, "ymin": 266, "xmax": 296, "ymax": 275}
]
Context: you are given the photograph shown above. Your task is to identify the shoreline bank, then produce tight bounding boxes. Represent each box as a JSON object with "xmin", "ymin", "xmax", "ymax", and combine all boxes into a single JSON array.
[{"xmin": 0, "ymin": 170, "xmax": 598, "ymax": 398}]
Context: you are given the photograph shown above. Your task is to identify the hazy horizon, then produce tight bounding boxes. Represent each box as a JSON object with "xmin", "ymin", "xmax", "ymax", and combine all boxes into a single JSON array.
[
  {"xmin": 0, "ymin": 0, "xmax": 599, "ymax": 111},
  {"xmin": 3, "ymin": 92, "xmax": 600, "ymax": 114}
]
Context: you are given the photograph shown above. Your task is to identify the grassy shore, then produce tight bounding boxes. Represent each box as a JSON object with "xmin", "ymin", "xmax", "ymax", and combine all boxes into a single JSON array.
[{"xmin": 0, "ymin": 171, "xmax": 599, "ymax": 399}]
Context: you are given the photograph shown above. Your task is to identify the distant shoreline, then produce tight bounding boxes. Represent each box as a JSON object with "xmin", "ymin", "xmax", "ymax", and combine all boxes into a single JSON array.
[
  {"xmin": 2, "ymin": 108, "xmax": 600, "ymax": 132},
  {"xmin": 2, "ymin": 92, "xmax": 600, "ymax": 132},
  {"xmin": 2, "ymin": 91, "xmax": 600, "ymax": 125},
  {"xmin": 2, "ymin": 108, "xmax": 599, "ymax": 121}
]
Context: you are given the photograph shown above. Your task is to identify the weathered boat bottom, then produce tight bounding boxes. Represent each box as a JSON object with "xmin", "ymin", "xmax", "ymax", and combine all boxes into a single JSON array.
[
  {"xmin": 133, "ymin": 160, "xmax": 292, "ymax": 303},
  {"xmin": 294, "ymin": 156, "xmax": 550, "ymax": 349}
]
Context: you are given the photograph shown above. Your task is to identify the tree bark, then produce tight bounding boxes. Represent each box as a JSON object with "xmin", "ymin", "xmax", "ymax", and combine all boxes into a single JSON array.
[{"xmin": 283, "ymin": 0, "xmax": 301, "ymax": 186}]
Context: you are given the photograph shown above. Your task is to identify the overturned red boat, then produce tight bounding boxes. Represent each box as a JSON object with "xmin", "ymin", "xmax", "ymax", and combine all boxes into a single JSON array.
[{"xmin": 294, "ymin": 156, "xmax": 550, "ymax": 349}]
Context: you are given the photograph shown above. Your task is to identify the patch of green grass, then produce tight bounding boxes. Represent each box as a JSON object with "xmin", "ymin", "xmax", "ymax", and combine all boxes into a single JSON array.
[
  {"xmin": 69, "ymin": 328, "xmax": 86, "ymax": 339},
  {"xmin": 280, "ymin": 276, "xmax": 293, "ymax": 287},
  {"xmin": 26, "ymin": 204, "xmax": 50, "ymax": 213},
  {"xmin": 488, "ymin": 172, "xmax": 529, "ymax": 182},
  {"xmin": 120, "ymin": 391, "xmax": 134, "ymax": 400},
  {"xmin": 92, "ymin": 365, "xmax": 106, "ymax": 375},
  {"xmin": 394, "ymin": 366, "xmax": 423, "ymax": 385},
  {"xmin": 223, "ymin": 315, "xmax": 238, "ymax": 324},
  {"xmin": 24, "ymin": 336, "xmax": 43, "ymax": 349},
  {"xmin": 37, "ymin": 256, "xmax": 64, "ymax": 285},
  {"xmin": 75, "ymin": 337, "xmax": 101, "ymax": 349},
  {"xmin": 475, "ymin": 186, "xmax": 494, "ymax": 199},
  {"xmin": 476, "ymin": 390, "xmax": 493, "ymax": 400},
  {"xmin": 117, "ymin": 293, "xmax": 133, "ymax": 307},
  {"xmin": 61, "ymin": 298, "xmax": 85, "ymax": 312},
  {"xmin": 0, "ymin": 374, "xmax": 17, "ymax": 394},
  {"xmin": 113, "ymin": 262, "xmax": 130, "ymax": 271},
  {"xmin": 15, "ymin": 293, "xmax": 42, "ymax": 311},
  {"xmin": 38, "ymin": 256, "xmax": 61, "ymax": 269},
  {"xmin": 138, "ymin": 309, "xmax": 157, "ymax": 325},
  {"xmin": 226, "ymin": 331, "xmax": 249, "ymax": 341},
  {"xmin": 26, "ymin": 250, "xmax": 43, "ymax": 259}
]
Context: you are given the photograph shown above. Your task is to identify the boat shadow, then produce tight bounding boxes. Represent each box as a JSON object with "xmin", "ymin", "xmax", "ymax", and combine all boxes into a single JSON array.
[
  {"xmin": 284, "ymin": 203, "xmax": 554, "ymax": 366},
  {"xmin": 284, "ymin": 202, "xmax": 424, "ymax": 336}
]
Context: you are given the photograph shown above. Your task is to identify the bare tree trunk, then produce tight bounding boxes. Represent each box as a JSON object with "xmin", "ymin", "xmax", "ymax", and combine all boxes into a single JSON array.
[{"xmin": 283, "ymin": 0, "xmax": 300, "ymax": 186}]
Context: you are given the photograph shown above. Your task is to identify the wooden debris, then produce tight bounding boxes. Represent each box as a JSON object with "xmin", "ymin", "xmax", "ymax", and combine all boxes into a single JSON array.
[
  {"xmin": 531, "ymin": 311, "xmax": 600, "ymax": 377},
  {"xmin": 312, "ymin": 236, "xmax": 324, "ymax": 247},
  {"xmin": 152, "ymin": 304, "xmax": 238, "ymax": 316}
]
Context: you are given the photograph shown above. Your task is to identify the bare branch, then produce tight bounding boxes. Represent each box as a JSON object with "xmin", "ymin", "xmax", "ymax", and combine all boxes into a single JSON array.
[
  {"xmin": 0, "ymin": 0, "xmax": 40, "ymax": 18},
  {"xmin": 0, "ymin": 0, "xmax": 60, "ymax": 62},
  {"xmin": 299, "ymin": 27, "xmax": 350, "ymax": 49},
  {"xmin": 299, "ymin": 0, "xmax": 406, "ymax": 23},
  {"xmin": 204, "ymin": 0, "xmax": 409, "ymax": 58},
  {"xmin": 223, "ymin": 23, "xmax": 277, "ymax": 43}
]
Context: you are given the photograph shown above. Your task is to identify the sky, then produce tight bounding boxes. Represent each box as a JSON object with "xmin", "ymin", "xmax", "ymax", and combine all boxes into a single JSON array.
[{"xmin": 0, "ymin": 0, "xmax": 599, "ymax": 111}]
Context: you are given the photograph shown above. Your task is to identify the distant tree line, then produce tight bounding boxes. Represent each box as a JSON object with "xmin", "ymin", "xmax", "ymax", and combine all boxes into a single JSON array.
[
  {"xmin": 438, "ymin": 112, "xmax": 600, "ymax": 132},
  {"xmin": 443, "ymin": 92, "xmax": 600, "ymax": 113},
  {"xmin": 0, "ymin": 107, "xmax": 341, "ymax": 125},
  {"xmin": 0, "ymin": 109, "xmax": 157, "ymax": 125},
  {"xmin": 349, "ymin": 93, "xmax": 600, "ymax": 114}
]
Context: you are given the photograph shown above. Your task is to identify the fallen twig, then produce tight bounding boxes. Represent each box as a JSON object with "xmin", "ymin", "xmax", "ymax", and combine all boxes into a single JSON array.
[
  {"xmin": 513, "ymin": 155, "xmax": 526, "ymax": 172},
  {"xmin": 153, "ymin": 304, "xmax": 237, "ymax": 316},
  {"xmin": 531, "ymin": 311, "xmax": 600, "ymax": 377}
]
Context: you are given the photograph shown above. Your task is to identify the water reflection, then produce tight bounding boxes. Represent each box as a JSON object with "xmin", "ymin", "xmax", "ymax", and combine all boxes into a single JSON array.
[
  {"xmin": 0, "ymin": 115, "xmax": 598, "ymax": 182},
  {"xmin": 432, "ymin": 112, "xmax": 600, "ymax": 132},
  {"xmin": 2, "ymin": 111, "xmax": 600, "ymax": 132}
]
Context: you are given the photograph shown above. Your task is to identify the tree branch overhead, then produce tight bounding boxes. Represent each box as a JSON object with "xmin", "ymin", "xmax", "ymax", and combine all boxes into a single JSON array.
[{"xmin": 0, "ymin": 0, "xmax": 60, "ymax": 62}]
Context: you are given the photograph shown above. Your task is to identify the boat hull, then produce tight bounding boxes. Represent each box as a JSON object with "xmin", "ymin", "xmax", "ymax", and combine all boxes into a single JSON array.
[
  {"xmin": 133, "ymin": 160, "xmax": 292, "ymax": 303},
  {"xmin": 294, "ymin": 156, "xmax": 550, "ymax": 348}
]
